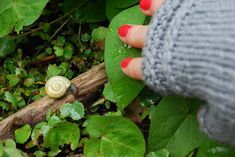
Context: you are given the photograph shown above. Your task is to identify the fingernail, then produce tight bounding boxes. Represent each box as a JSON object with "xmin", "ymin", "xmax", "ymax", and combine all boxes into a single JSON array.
[
  {"xmin": 118, "ymin": 25, "xmax": 132, "ymax": 37},
  {"xmin": 121, "ymin": 58, "xmax": 133, "ymax": 69},
  {"xmin": 140, "ymin": 0, "xmax": 151, "ymax": 10}
]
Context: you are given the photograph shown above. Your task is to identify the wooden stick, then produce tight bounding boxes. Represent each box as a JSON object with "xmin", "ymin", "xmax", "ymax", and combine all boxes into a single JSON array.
[{"xmin": 0, "ymin": 63, "xmax": 107, "ymax": 140}]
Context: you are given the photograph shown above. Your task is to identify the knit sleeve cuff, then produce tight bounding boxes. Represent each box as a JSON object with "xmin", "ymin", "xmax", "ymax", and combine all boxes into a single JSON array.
[
  {"xmin": 142, "ymin": 0, "xmax": 195, "ymax": 95},
  {"xmin": 198, "ymin": 104, "xmax": 235, "ymax": 146}
]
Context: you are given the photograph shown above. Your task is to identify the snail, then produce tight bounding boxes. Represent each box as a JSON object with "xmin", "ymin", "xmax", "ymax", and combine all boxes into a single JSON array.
[{"xmin": 45, "ymin": 76, "xmax": 78, "ymax": 98}]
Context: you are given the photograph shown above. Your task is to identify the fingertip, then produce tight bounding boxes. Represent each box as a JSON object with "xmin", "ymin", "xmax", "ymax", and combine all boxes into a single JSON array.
[
  {"xmin": 118, "ymin": 24, "xmax": 132, "ymax": 38},
  {"xmin": 120, "ymin": 57, "xmax": 143, "ymax": 80},
  {"xmin": 121, "ymin": 57, "xmax": 133, "ymax": 69},
  {"xmin": 140, "ymin": 0, "xmax": 165, "ymax": 16},
  {"xmin": 118, "ymin": 25, "xmax": 148, "ymax": 48}
]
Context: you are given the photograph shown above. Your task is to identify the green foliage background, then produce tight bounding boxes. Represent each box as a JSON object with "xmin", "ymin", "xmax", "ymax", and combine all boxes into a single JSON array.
[{"xmin": 0, "ymin": 0, "xmax": 234, "ymax": 157}]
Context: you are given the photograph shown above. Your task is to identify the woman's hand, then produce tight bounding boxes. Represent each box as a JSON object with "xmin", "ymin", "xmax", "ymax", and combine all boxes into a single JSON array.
[{"xmin": 118, "ymin": 0, "xmax": 165, "ymax": 80}]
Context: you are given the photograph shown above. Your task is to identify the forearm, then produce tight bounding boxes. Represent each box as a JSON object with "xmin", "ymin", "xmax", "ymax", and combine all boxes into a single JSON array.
[{"xmin": 142, "ymin": 0, "xmax": 235, "ymax": 146}]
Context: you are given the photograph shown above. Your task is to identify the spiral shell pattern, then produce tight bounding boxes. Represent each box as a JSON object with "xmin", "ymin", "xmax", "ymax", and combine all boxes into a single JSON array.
[{"xmin": 45, "ymin": 76, "xmax": 71, "ymax": 98}]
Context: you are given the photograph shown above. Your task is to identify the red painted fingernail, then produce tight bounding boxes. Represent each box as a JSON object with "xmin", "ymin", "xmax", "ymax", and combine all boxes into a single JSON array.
[
  {"xmin": 118, "ymin": 25, "xmax": 132, "ymax": 37},
  {"xmin": 140, "ymin": 0, "xmax": 151, "ymax": 10},
  {"xmin": 121, "ymin": 58, "xmax": 133, "ymax": 69}
]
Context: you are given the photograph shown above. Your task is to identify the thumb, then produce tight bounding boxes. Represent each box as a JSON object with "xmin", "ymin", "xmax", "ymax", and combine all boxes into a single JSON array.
[{"xmin": 120, "ymin": 57, "xmax": 143, "ymax": 80}]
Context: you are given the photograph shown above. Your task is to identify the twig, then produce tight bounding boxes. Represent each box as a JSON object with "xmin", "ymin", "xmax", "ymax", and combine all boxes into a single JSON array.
[{"xmin": 49, "ymin": 18, "xmax": 70, "ymax": 41}]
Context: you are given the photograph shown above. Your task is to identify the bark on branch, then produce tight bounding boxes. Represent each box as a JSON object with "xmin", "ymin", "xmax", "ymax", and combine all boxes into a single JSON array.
[{"xmin": 0, "ymin": 63, "xmax": 107, "ymax": 140}]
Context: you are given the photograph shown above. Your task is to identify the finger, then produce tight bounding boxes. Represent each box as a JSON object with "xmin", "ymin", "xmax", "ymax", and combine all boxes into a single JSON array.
[
  {"xmin": 140, "ymin": 0, "xmax": 165, "ymax": 16},
  {"xmin": 120, "ymin": 57, "xmax": 143, "ymax": 80},
  {"xmin": 118, "ymin": 25, "xmax": 148, "ymax": 48}
]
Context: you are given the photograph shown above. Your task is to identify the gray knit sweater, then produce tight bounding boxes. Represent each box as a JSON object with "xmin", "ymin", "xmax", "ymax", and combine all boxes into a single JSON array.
[{"xmin": 142, "ymin": 0, "xmax": 235, "ymax": 146}]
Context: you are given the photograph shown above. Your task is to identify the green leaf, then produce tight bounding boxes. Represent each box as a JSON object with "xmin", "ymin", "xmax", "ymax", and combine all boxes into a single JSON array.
[
  {"xmin": 60, "ymin": 102, "xmax": 85, "ymax": 121},
  {"xmin": 48, "ymin": 115, "xmax": 61, "ymax": 127},
  {"xmin": 64, "ymin": 44, "xmax": 74, "ymax": 60},
  {"xmin": 5, "ymin": 139, "xmax": 16, "ymax": 148},
  {"xmin": 84, "ymin": 116, "xmax": 145, "ymax": 157},
  {"xmin": 6, "ymin": 74, "xmax": 20, "ymax": 87},
  {"xmin": 147, "ymin": 149, "xmax": 170, "ymax": 157},
  {"xmin": 34, "ymin": 150, "xmax": 46, "ymax": 157},
  {"xmin": 59, "ymin": 62, "xmax": 69, "ymax": 74},
  {"xmin": 106, "ymin": 0, "xmax": 139, "ymax": 20},
  {"xmin": 148, "ymin": 96, "xmax": 205, "ymax": 157},
  {"xmin": 15, "ymin": 124, "xmax": 31, "ymax": 144},
  {"xmin": 23, "ymin": 78, "xmax": 35, "ymax": 87},
  {"xmin": 4, "ymin": 91, "xmax": 17, "ymax": 107},
  {"xmin": 31, "ymin": 122, "xmax": 50, "ymax": 145},
  {"xmin": 0, "ymin": 37, "xmax": 16, "ymax": 58},
  {"xmin": 31, "ymin": 116, "xmax": 61, "ymax": 146},
  {"xmin": 91, "ymin": 27, "xmax": 107, "ymax": 41},
  {"xmin": 103, "ymin": 82, "xmax": 117, "ymax": 103},
  {"xmin": 73, "ymin": 0, "xmax": 106, "ymax": 23},
  {"xmin": 3, "ymin": 148, "xmax": 27, "ymax": 157},
  {"xmin": 0, "ymin": 0, "xmax": 49, "ymax": 36},
  {"xmin": 54, "ymin": 36, "xmax": 65, "ymax": 47},
  {"xmin": 139, "ymin": 88, "xmax": 162, "ymax": 107},
  {"xmin": 45, "ymin": 122, "xmax": 80, "ymax": 151},
  {"xmin": 104, "ymin": 5, "xmax": 145, "ymax": 110},
  {"xmin": 0, "ymin": 101, "xmax": 9, "ymax": 110},
  {"xmin": 107, "ymin": 0, "xmax": 139, "ymax": 8},
  {"xmin": 53, "ymin": 46, "xmax": 64, "ymax": 57},
  {"xmin": 197, "ymin": 141, "xmax": 235, "ymax": 157},
  {"xmin": 46, "ymin": 64, "xmax": 61, "ymax": 78}
]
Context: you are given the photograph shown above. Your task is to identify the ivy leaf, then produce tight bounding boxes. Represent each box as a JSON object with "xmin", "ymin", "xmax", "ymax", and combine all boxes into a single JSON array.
[
  {"xmin": 148, "ymin": 97, "xmax": 206, "ymax": 157},
  {"xmin": 45, "ymin": 122, "xmax": 80, "ymax": 151},
  {"xmin": 53, "ymin": 46, "xmax": 64, "ymax": 57},
  {"xmin": 60, "ymin": 102, "xmax": 85, "ymax": 121},
  {"xmin": 0, "ymin": 37, "xmax": 16, "ymax": 58},
  {"xmin": 15, "ymin": 124, "xmax": 31, "ymax": 144},
  {"xmin": 4, "ymin": 91, "xmax": 17, "ymax": 107},
  {"xmin": 5, "ymin": 139, "xmax": 16, "ymax": 148},
  {"xmin": 104, "ymin": 5, "xmax": 145, "ymax": 110},
  {"xmin": 0, "ymin": 0, "xmax": 49, "ymax": 36},
  {"xmin": 84, "ymin": 116, "xmax": 146, "ymax": 157},
  {"xmin": 2, "ymin": 140, "xmax": 27, "ymax": 157},
  {"xmin": 46, "ymin": 64, "xmax": 61, "ymax": 79},
  {"xmin": 31, "ymin": 122, "xmax": 50, "ymax": 146},
  {"xmin": 91, "ymin": 27, "xmax": 107, "ymax": 42},
  {"xmin": 48, "ymin": 115, "xmax": 61, "ymax": 127},
  {"xmin": 147, "ymin": 149, "xmax": 170, "ymax": 157}
]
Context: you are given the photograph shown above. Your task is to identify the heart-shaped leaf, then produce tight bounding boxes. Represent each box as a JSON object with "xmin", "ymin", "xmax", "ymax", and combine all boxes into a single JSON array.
[
  {"xmin": 104, "ymin": 5, "xmax": 145, "ymax": 110},
  {"xmin": 60, "ymin": 102, "xmax": 85, "ymax": 121},
  {"xmin": 84, "ymin": 115, "xmax": 146, "ymax": 157},
  {"xmin": 0, "ymin": 0, "xmax": 49, "ymax": 36}
]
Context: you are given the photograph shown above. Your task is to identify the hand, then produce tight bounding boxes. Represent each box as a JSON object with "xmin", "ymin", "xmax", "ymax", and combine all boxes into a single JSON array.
[{"xmin": 118, "ymin": 0, "xmax": 165, "ymax": 80}]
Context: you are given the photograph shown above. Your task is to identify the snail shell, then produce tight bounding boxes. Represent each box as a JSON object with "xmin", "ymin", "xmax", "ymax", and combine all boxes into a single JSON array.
[{"xmin": 45, "ymin": 76, "xmax": 71, "ymax": 98}]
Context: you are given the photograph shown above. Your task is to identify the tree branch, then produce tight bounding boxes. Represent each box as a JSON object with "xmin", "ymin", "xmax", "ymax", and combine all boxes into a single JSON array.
[{"xmin": 0, "ymin": 63, "xmax": 107, "ymax": 140}]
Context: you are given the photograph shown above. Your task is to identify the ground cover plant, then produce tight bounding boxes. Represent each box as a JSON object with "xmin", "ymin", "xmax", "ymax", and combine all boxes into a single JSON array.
[{"xmin": 0, "ymin": 0, "xmax": 235, "ymax": 156}]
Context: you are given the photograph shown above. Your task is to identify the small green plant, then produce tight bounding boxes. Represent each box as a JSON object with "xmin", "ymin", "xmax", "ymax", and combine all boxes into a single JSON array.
[{"xmin": 0, "ymin": 139, "xmax": 27, "ymax": 157}]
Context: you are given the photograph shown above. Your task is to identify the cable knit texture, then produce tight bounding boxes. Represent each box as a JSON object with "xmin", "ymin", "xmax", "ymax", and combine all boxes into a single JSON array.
[{"xmin": 142, "ymin": 0, "xmax": 235, "ymax": 146}]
